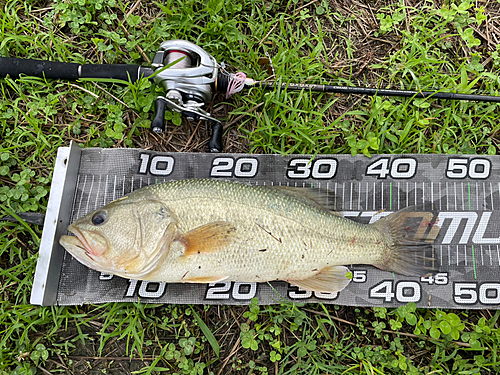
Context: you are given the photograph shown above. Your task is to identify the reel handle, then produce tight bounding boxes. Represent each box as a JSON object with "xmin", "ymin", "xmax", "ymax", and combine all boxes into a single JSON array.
[
  {"xmin": 209, "ymin": 121, "xmax": 223, "ymax": 153},
  {"xmin": 151, "ymin": 98, "xmax": 167, "ymax": 134}
]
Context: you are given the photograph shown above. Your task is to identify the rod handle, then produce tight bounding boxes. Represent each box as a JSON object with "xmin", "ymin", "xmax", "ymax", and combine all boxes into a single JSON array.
[
  {"xmin": 0, "ymin": 57, "xmax": 80, "ymax": 80},
  {"xmin": 0, "ymin": 57, "xmax": 146, "ymax": 82},
  {"xmin": 80, "ymin": 64, "xmax": 143, "ymax": 81}
]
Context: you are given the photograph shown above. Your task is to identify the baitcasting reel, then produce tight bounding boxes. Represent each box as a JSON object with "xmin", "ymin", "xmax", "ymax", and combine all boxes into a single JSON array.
[{"xmin": 149, "ymin": 40, "xmax": 245, "ymax": 152}]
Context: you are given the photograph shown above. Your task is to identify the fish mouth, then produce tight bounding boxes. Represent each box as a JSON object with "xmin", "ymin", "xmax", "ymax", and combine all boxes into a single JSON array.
[
  {"xmin": 59, "ymin": 234, "xmax": 99, "ymax": 271},
  {"xmin": 60, "ymin": 226, "xmax": 111, "ymax": 271},
  {"xmin": 67, "ymin": 224, "xmax": 96, "ymax": 255}
]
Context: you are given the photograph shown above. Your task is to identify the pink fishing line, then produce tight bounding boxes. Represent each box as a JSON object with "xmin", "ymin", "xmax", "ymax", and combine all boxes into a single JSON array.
[{"xmin": 226, "ymin": 72, "xmax": 247, "ymax": 99}]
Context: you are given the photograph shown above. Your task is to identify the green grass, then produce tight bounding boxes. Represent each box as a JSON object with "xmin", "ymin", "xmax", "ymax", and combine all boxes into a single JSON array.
[{"xmin": 1, "ymin": 0, "xmax": 500, "ymax": 374}]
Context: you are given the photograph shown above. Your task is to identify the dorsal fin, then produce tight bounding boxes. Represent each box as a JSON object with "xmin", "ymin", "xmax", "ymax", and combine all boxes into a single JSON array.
[{"xmin": 269, "ymin": 186, "xmax": 342, "ymax": 216}]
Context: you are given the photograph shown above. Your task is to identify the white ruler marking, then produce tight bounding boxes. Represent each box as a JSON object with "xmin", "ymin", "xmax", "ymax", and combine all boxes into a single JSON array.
[
  {"xmin": 350, "ymin": 182, "xmax": 353, "ymax": 211},
  {"xmin": 71, "ymin": 174, "xmax": 81, "ymax": 221},
  {"xmin": 335, "ymin": 183, "xmax": 338, "ymax": 210},
  {"xmin": 454, "ymin": 182, "xmax": 457, "ymax": 210},
  {"xmin": 476, "ymin": 182, "xmax": 479, "ymax": 210},
  {"xmin": 483, "ymin": 182, "xmax": 487, "ymax": 209},
  {"xmin": 398, "ymin": 182, "xmax": 400, "ymax": 210},
  {"xmin": 365, "ymin": 183, "xmax": 368, "ymax": 210},
  {"xmin": 342, "ymin": 183, "xmax": 345, "ymax": 211},
  {"xmin": 422, "ymin": 182, "xmax": 425, "ymax": 206},
  {"xmin": 357, "ymin": 182, "xmax": 361, "ymax": 210},
  {"xmin": 461, "ymin": 182, "xmax": 465, "ymax": 210},
  {"xmin": 94, "ymin": 175, "xmax": 102, "ymax": 210},
  {"xmin": 381, "ymin": 182, "xmax": 384, "ymax": 209},
  {"xmin": 113, "ymin": 175, "xmax": 117, "ymax": 201},
  {"xmin": 77, "ymin": 174, "xmax": 88, "ymax": 215},
  {"xmin": 104, "ymin": 175, "xmax": 109, "ymax": 204},
  {"xmin": 490, "ymin": 182, "xmax": 494, "ymax": 210},
  {"xmin": 439, "ymin": 182, "xmax": 442, "ymax": 211},
  {"xmin": 431, "ymin": 181, "xmax": 433, "ymax": 208},
  {"xmin": 373, "ymin": 182, "xmax": 376, "ymax": 210},
  {"xmin": 85, "ymin": 175, "xmax": 95, "ymax": 214},
  {"xmin": 498, "ymin": 183, "xmax": 500, "ymax": 210},
  {"xmin": 446, "ymin": 182, "xmax": 449, "ymax": 210},
  {"xmin": 406, "ymin": 182, "xmax": 409, "ymax": 207},
  {"xmin": 414, "ymin": 182, "xmax": 417, "ymax": 205}
]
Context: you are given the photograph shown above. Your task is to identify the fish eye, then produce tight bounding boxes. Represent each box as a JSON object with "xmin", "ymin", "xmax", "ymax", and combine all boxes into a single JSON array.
[{"xmin": 91, "ymin": 211, "xmax": 107, "ymax": 226}]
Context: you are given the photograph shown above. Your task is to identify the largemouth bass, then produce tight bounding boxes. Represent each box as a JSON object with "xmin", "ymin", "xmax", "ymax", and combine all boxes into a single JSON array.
[{"xmin": 60, "ymin": 179, "xmax": 437, "ymax": 293}]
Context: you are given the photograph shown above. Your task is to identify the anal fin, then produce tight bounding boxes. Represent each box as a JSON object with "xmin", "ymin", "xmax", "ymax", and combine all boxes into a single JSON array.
[
  {"xmin": 184, "ymin": 275, "xmax": 229, "ymax": 283},
  {"xmin": 286, "ymin": 266, "xmax": 351, "ymax": 293}
]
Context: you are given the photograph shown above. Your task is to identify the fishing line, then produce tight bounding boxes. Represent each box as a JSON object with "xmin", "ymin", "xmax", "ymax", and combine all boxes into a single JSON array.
[{"xmin": 227, "ymin": 77, "xmax": 500, "ymax": 103}]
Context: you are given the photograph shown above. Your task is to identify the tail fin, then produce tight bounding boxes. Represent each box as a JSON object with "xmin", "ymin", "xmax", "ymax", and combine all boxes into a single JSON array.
[{"xmin": 372, "ymin": 206, "xmax": 439, "ymax": 277}]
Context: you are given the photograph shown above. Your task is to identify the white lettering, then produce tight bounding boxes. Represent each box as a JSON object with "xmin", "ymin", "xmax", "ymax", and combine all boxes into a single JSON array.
[
  {"xmin": 437, "ymin": 212, "xmax": 477, "ymax": 244},
  {"xmin": 473, "ymin": 212, "xmax": 500, "ymax": 244},
  {"xmin": 367, "ymin": 211, "xmax": 392, "ymax": 224}
]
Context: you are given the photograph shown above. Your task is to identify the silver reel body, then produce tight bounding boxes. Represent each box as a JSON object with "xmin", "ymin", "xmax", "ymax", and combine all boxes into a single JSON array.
[
  {"xmin": 150, "ymin": 40, "xmax": 221, "ymax": 141},
  {"xmin": 152, "ymin": 40, "xmax": 217, "ymax": 105}
]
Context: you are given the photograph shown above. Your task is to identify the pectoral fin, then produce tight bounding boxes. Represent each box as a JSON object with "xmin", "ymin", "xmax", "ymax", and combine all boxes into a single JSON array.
[
  {"xmin": 286, "ymin": 266, "xmax": 351, "ymax": 293},
  {"xmin": 178, "ymin": 221, "xmax": 236, "ymax": 257}
]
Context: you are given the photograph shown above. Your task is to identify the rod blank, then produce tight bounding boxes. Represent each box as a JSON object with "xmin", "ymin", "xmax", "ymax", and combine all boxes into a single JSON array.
[{"xmin": 255, "ymin": 81, "xmax": 500, "ymax": 103}]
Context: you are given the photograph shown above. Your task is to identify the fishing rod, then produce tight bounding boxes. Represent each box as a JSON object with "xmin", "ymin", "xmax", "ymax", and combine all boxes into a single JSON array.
[
  {"xmin": 2, "ymin": 40, "xmax": 500, "ymax": 152},
  {"xmin": 252, "ymin": 81, "xmax": 500, "ymax": 103}
]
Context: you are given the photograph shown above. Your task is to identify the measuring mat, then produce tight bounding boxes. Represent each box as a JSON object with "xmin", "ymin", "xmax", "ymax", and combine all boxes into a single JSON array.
[{"xmin": 31, "ymin": 143, "xmax": 500, "ymax": 308}]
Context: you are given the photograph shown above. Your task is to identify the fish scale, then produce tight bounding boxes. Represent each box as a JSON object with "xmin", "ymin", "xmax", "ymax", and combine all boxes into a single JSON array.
[
  {"xmin": 60, "ymin": 179, "xmax": 437, "ymax": 293},
  {"xmin": 145, "ymin": 180, "xmax": 382, "ymax": 279}
]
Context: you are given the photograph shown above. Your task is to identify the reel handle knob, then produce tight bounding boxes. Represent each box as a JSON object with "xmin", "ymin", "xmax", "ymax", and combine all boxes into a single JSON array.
[
  {"xmin": 151, "ymin": 98, "xmax": 167, "ymax": 134},
  {"xmin": 209, "ymin": 121, "xmax": 223, "ymax": 153}
]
